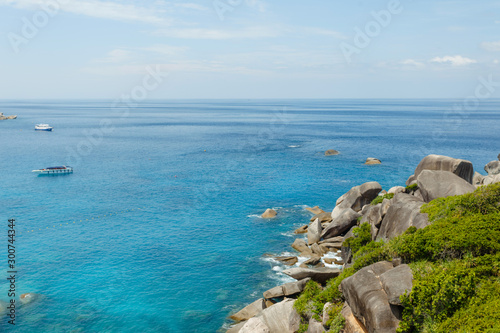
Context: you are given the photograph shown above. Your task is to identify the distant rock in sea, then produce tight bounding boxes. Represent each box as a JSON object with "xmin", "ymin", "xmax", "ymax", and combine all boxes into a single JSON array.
[
  {"xmin": 325, "ymin": 149, "xmax": 339, "ymax": 156},
  {"xmin": 365, "ymin": 157, "xmax": 381, "ymax": 165},
  {"xmin": 261, "ymin": 209, "xmax": 277, "ymax": 218},
  {"xmin": 0, "ymin": 112, "xmax": 17, "ymax": 120}
]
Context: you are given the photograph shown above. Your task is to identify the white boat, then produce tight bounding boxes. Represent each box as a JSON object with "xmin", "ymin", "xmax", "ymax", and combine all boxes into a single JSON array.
[
  {"xmin": 32, "ymin": 166, "xmax": 73, "ymax": 175},
  {"xmin": 35, "ymin": 124, "xmax": 53, "ymax": 131}
]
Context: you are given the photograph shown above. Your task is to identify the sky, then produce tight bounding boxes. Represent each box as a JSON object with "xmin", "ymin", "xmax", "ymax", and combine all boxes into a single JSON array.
[{"xmin": 0, "ymin": 0, "xmax": 499, "ymax": 99}]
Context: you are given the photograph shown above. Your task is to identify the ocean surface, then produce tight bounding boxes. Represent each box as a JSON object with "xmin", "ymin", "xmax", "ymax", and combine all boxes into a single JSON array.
[{"xmin": 0, "ymin": 99, "xmax": 499, "ymax": 332}]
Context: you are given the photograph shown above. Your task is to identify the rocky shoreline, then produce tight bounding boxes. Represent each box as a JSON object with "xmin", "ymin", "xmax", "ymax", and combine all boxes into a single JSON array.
[{"xmin": 226, "ymin": 154, "xmax": 500, "ymax": 333}]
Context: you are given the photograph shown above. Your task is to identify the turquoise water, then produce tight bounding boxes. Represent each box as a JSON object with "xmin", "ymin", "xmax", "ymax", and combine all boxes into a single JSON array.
[{"xmin": 0, "ymin": 99, "xmax": 499, "ymax": 332}]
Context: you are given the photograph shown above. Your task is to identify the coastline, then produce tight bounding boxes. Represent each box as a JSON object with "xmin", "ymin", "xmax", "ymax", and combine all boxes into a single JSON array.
[{"xmin": 225, "ymin": 154, "xmax": 500, "ymax": 333}]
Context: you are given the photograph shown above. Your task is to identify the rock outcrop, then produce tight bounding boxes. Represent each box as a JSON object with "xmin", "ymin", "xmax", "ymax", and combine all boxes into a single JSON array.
[
  {"xmin": 239, "ymin": 317, "xmax": 270, "ymax": 333},
  {"xmin": 257, "ymin": 299, "xmax": 300, "ymax": 333},
  {"xmin": 292, "ymin": 238, "xmax": 314, "ymax": 256},
  {"xmin": 308, "ymin": 218, "xmax": 322, "ymax": 245},
  {"xmin": 306, "ymin": 206, "xmax": 325, "ymax": 215},
  {"xmin": 411, "ymin": 154, "xmax": 474, "ymax": 184},
  {"xmin": 485, "ymin": 160, "xmax": 500, "ymax": 175},
  {"xmin": 310, "ymin": 212, "xmax": 333, "ymax": 223},
  {"xmin": 379, "ymin": 264, "xmax": 413, "ymax": 306},
  {"xmin": 321, "ymin": 208, "xmax": 361, "ymax": 240},
  {"xmin": 341, "ymin": 262, "xmax": 403, "ymax": 333},
  {"xmin": 417, "ymin": 170, "xmax": 476, "ymax": 202},
  {"xmin": 263, "ymin": 278, "xmax": 311, "ymax": 299},
  {"xmin": 376, "ymin": 193, "xmax": 429, "ymax": 241},
  {"xmin": 283, "ymin": 267, "xmax": 341, "ymax": 284},
  {"xmin": 331, "ymin": 182, "xmax": 382, "ymax": 219},
  {"xmin": 230, "ymin": 298, "xmax": 266, "ymax": 322},
  {"xmin": 341, "ymin": 303, "xmax": 368, "ymax": 333}
]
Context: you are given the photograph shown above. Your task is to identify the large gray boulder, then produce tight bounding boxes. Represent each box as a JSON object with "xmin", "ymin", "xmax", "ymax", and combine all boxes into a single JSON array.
[
  {"xmin": 257, "ymin": 299, "xmax": 299, "ymax": 333},
  {"xmin": 332, "ymin": 182, "xmax": 382, "ymax": 219},
  {"xmin": 263, "ymin": 278, "xmax": 311, "ymax": 299},
  {"xmin": 379, "ymin": 264, "xmax": 413, "ymax": 306},
  {"xmin": 485, "ymin": 160, "xmax": 500, "ymax": 175},
  {"xmin": 308, "ymin": 218, "xmax": 322, "ymax": 245},
  {"xmin": 376, "ymin": 193, "xmax": 429, "ymax": 242},
  {"xmin": 417, "ymin": 170, "xmax": 476, "ymax": 202},
  {"xmin": 341, "ymin": 261, "xmax": 400, "ymax": 333},
  {"xmin": 322, "ymin": 208, "xmax": 361, "ymax": 240},
  {"xmin": 230, "ymin": 298, "xmax": 266, "ymax": 322},
  {"xmin": 283, "ymin": 267, "xmax": 341, "ymax": 284},
  {"xmin": 411, "ymin": 154, "xmax": 474, "ymax": 184}
]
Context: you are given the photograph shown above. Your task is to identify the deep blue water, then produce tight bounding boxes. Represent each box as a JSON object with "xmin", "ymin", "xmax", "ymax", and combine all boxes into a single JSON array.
[{"xmin": 0, "ymin": 99, "xmax": 499, "ymax": 332}]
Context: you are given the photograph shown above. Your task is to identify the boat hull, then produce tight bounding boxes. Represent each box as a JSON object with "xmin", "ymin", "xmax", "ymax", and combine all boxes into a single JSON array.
[{"xmin": 35, "ymin": 128, "xmax": 53, "ymax": 131}]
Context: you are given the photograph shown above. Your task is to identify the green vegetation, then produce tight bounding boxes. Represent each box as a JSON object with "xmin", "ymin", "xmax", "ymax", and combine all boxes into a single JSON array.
[
  {"xmin": 405, "ymin": 183, "xmax": 418, "ymax": 193},
  {"xmin": 370, "ymin": 193, "xmax": 394, "ymax": 205},
  {"xmin": 293, "ymin": 183, "xmax": 500, "ymax": 332}
]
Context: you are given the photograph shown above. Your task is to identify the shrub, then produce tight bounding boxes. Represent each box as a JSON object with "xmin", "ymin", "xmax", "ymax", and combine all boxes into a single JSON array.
[
  {"xmin": 325, "ymin": 302, "xmax": 345, "ymax": 333},
  {"xmin": 370, "ymin": 193, "xmax": 394, "ymax": 205},
  {"xmin": 398, "ymin": 260, "xmax": 477, "ymax": 332},
  {"xmin": 343, "ymin": 223, "xmax": 371, "ymax": 254},
  {"xmin": 405, "ymin": 183, "xmax": 418, "ymax": 193}
]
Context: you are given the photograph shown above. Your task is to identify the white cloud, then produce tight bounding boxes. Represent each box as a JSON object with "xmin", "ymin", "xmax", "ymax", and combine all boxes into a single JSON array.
[
  {"xmin": 481, "ymin": 41, "xmax": 500, "ymax": 52},
  {"xmin": 0, "ymin": 0, "xmax": 170, "ymax": 25},
  {"xmin": 430, "ymin": 55, "xmax": 477, "ymax": 66},
  {"xmin": 400, "ymin": 59, "xmax": 425, "ymax": 68},
  {"xmin": 155, "ymin": 26, "xmax": 281, "ymax": 39}
]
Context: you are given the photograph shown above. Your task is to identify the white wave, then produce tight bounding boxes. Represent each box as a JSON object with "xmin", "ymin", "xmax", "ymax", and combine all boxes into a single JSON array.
[
  {"xmin": 288, "ymin": 145, "xmax": 301, "ymax": 148},
  {"xmin": 247, "ymin": 214, "xmax": 262, "ymax": 218}
]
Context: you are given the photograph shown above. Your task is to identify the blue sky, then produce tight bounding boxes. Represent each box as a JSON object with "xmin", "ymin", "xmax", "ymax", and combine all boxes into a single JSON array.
[{"xmin": 1, "ymin": 0, "xmax": 499, "ymax": 99}]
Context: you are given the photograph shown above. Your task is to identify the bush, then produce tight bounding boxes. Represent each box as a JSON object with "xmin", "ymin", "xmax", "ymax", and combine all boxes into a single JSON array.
[
  {"xmin": 343, "ymin": 223, "xmax": 371, "ymax": 254},
  {"xmin": 405, "ymin": 183, "xmax": 418, "ymax": 193},
  {"xmin": 325, "ymin": 302, "xmax": 345, "ymax": 333},
  {"xmin": 370, "ymin": 193, "xmax": 394, "ymax": 205},
  {"xmin": 398, "ymin": 260, "xmax": 477, "ymax": 332}
]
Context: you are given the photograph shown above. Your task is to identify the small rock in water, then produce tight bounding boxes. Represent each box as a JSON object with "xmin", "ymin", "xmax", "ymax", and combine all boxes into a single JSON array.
[
  {"xmin": 365, "ymin": 157, "xmax": 382, "ymax": 165},
  {"xmin": 262, "ymin": 209, "xmax": 277, "ymax": 218},
  {"xmin": 325, "ymin": 149, "xmax": 339, "ymax": 156}
]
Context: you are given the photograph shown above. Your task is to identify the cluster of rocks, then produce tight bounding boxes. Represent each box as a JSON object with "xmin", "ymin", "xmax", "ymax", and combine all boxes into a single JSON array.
[
  {"xmin": 324, "ymin": 149, "xmax": 381, "ymax": 165},
  {"xmin": 0, "ymin": 112, "xmax": 17, "ymax": 120},
  {"xmin": 227, "ymin": 154, "xmax": 500, "ymax": 333}
]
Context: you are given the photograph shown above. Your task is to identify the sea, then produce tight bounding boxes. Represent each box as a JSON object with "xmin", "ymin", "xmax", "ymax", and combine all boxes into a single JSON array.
[{"xmin": 0, "ymin": 99, "xmax": 499, "ymax": 332}]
